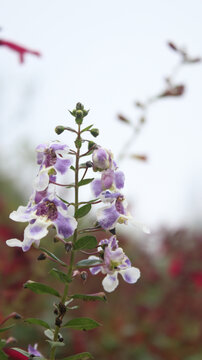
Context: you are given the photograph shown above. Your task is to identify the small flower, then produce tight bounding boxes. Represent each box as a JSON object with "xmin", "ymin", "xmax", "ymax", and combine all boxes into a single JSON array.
[
  {"xmin": 89, "ymin": 236, "xmax": 140, "ymax": 292},
  {"xmin": 35, "ymin": 141, "xmax": 72, "ymax": 191},
  {"xmin": 6, "ymin": 191, "xmax": 77, "ymax": 252},
  {"xmin": 28, "ymin": 344, "xmax": 42, "ymax": 357},
  {"xmin": 92, "ymin": 147, "xmax": 114, "ymax": 171}
]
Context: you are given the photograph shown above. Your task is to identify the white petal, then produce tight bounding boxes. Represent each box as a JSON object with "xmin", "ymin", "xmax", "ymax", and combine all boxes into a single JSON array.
[
  {"xmin": 25, "ymin": 220, "xmax": 49, "ymax": 240},
  {"xmin": 34, "ymin": 170, "xmax": 50, "ymax": 191},
  {"xmin": 6, "ymin": 238, "xmax": 23, "ymax": 248},
  {"xmin": 120, "ymin": 267, "xmax": 141, "ymax": 284},
  {"xmin": 102, "ymin": 273, "xmax": 119, "ymax": 292},
  {"xmin": 9, "ymin": 205, "xmax": 33, "ymax": 222}
]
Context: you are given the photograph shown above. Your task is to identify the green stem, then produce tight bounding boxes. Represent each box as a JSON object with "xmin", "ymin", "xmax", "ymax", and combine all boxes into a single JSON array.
[{"xmin": 50, "ymin": 125, "xmax": 81, "ymax": 360}]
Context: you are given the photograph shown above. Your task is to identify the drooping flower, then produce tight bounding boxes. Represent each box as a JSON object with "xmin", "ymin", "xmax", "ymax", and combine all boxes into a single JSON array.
[
  {"xmin": 34, "ymin": 142, "xmax": 72, "ymax": 191},
  {"xmin": 89, "ymin": 236, "xmax": 140, "ymax": 292},
  {"xmin": 6, "ymin": 191, "xmax": 77, "ymax": 252},
  {"xmin": 92, "ymin": 147, "xmax": 114, "ymax": 171}
]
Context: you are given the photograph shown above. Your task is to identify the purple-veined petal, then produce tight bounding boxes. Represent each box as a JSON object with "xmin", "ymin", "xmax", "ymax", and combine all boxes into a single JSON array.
[
  {"xmin": 34, "ymin": 189, "xmax": 48, "ymax": 204},
  {"xmin": 54, "ymin": 211, "xmax": 77, "ymax": 239},
  {"xmin": 120, "ymin": 267, "xmax": 141, "ymax": 284},
  {"xmin": 91, "ymin": 179, "xmax": 102, "ymax": 197},
  {"xmin": 97, "ymin": 204, "xmax": 119, "ymax": 230},
  {"xmin": 115, "ymin": 171, "xmax": 125, "ymax": 189},
  {"xmin": 6, "ymin": 238, "xmax": 23, "ymax": 248},
  {"xmin": 50, "ymin": 143, "xmax": 69, "ymax": 152},
  {"xmin": 55, "ymin": 157, "xmax": 72, "ymax": 175},
  {"xmin": 100, "ymin": 190, "xmax": 120, "ymax": 203},
  {"xmin": 34, "ymin": 170, "xmax": 49, "ymax": 191},
  {"xmin": 102, "ymin": 273, "xmax": 119, "ymax": 292}
]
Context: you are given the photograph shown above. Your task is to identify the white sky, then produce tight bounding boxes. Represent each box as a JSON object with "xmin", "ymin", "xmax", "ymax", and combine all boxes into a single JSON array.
[{"xmin": 0, "ymin": 0, "xmax": 202, "ymax": 231}]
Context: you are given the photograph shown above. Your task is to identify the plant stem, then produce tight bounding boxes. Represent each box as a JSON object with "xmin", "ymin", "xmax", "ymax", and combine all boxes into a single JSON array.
[{"xmin": 50, "ymin": 125, "xmax": 81, "ymax": 360}]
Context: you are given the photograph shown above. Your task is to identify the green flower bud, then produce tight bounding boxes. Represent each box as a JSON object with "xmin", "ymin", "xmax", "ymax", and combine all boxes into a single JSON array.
[
  {"xmin": 55, "ymin": 125, "xmax": 65, "ymax": 135},
  {"xmin": 75, "ymin": 138, "xmax": 82, "ymax": 149},
  {"xmin": 88, "ymin": 141, "xmax": 96, "ymax": 151},
  {"xmin": 76, "ymin": 102, "xmax": 84, "ymax": 110},
  {"xmin": 90, "ymin": 128, "xmax": 99, "ymax": 137}
]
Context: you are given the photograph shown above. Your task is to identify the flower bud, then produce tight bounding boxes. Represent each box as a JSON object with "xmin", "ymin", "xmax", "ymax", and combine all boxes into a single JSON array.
[
  {"xmin": 55, "ymin": 318, "xmax": 62, "ymax": 327},
  {"xmin": 90, "ymin": 128, "xmax": 99, "ymax": 137},
  {"xmin": 80, "ymin": 271, "xmax": 88, "ymax": 281},
  {"xmin": 37, "ymin": 253, "xmax": 46, "ymax": 260},
  {"xmin": 55, "ymin": 126, "xmax": 65, "ymax": 135},
  {"xmin": 88, "ymin": 141, "xmax": 96, "ymax": 151},
  {"xmin": 76, "ymin": 102, "xmax": 84, "ymax": 110},
  {"xmin": 86, "ymin": 161, "xmax": 93, "ymax": 168},
  {"xmin": 92, "ymin": 147, "xmax": 113, "ymax": 171},
  {"xmin": 65, "ymin": 241, "xmax": 73, "ymax": 252}
]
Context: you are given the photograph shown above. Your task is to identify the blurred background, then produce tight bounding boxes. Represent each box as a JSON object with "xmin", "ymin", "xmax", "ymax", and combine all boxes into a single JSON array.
[{"xmin": 1, "ymin": 1, "xmax": 202, "ymax": 359}]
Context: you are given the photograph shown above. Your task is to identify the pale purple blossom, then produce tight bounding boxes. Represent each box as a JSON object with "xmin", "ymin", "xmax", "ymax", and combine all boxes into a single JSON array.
[
  {"xmin": 92, "ymin": 147, "xmax": 114, "ymax": 171},
  {"xmin": 6, "ymin": 191, "xmax": 77, "ymax": 252},
  {"xmin": 91, "ymin": 169, "xmax": 125, "ymax": 198},
  {"xmin": 35, "ymin": 141, "xmax": 72, "ymax": 191},
  {"xmin": 89, "ymin": 236, "xmax": 140, "ymax": 292},
  {"xmin": 28, "ymin": 344, "xmax": 42, "ymax": 357}
]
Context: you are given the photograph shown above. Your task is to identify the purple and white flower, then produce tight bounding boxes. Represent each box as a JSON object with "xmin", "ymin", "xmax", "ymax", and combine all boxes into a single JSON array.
[
  {"xmin": 6, "ymin": 191, "xmax": 77, "ymax": 252},
  {"xmin": 92, "ymin": 147, "xmax": 114, "ymax": 172},
  {"xmin": 91, "ymin": 169, "xmax": 125, "ymax": 198},
  {"xmin": 35, "ymin": 141, "xmax": 72, "ymax": 191},
  {"xmin": 89, "ymin": 236, "xmax": 140, "ymax": 292},
  {"xmin": 28, "ymin": 344, "xmax": 42, "ymax": 357}
]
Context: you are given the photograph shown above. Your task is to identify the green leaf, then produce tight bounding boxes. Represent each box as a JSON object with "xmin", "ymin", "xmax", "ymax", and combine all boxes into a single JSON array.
[
  {"xmin": 57, "ymin": 196, "xmax": 70, "ymax": 205},
  {"xmin": 24, "ymin": 280, "xmax": 60, "ymax": 297},
  {"xmin": 74, "ymin": 236, "xmax": 97, "ymax": 250},
  {"xmin": 81, "ymin": 124, "xmax": 93, "ymax": 133},
  {"xmin": 76, "ymin": 258, "xmax": 102, "ymax": 268},
  {"xmin": 61, "ymin": 352, "xmax": 94, "ymax": 360},
  {"xmin": 70, "ymin": 165, "xmax": 75, "ymax": 171},
  {"xmin": 70, "ymin": 292, "xmax": 107, "ymax": 302},
  {"xmin": 50, "ymin": 268, "xmax": 72, "ymax": 284},
  {"xmin": 0, "ymin": 350, "xmax": 7, "ymax": 359},
  {"xmin": 47, "ymin": 340, "xmax": 65, "ymax": 348},
  {"xmin": 11, "ymin": 348, "xmax": 30, "ymax": 357},
  {"xmin": 78, "ymin": 178, "xmax": 94, "ymax": 187},
  {"xmin": 63, "ymin": 317, "xmax": 101, "ymax": 331},
  {"xmin": 0, "ymin": 324, "xmax": 14, "ymax": 333},
  {"xmin": 25, "ymin": 318, "xmax": 50, "ymax": 329},
  {"xmin": 75, "ymin": 204, "xmax": 91, "ymax": 218},
  {"xmin": 39, "ymin": 248, "xmax": 67, "ymax": 267}
]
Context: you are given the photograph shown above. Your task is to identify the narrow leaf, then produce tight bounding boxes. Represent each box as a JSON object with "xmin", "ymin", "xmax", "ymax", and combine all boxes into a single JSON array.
[
  {"xmin": 24, "ymin": 280, "xmax": 60, "ymax": 297},
  {"xmin": 70, "ymin": 165, "xmax": 75, "ymax": 171},
  {"xmin": 50, "ymin": 268, "xmax": 71, "ymax": 284},
  {"xmin": 0, "ymin": 325, "xmax": 14, "ymax": 333},
  {"xmin": 70, "ymin": 292, "xmax": 107, "ymax": 302},
  {"xmin": 61, "ymin": 352, "xmax": 94, "ymax": 360},
  {"xmin": 63, "ymin": 317, "xmax": 101, "ymax": 331},
  {"xmin": 74, "ymin": 236, "xmax": 97, "ymax": 250},
  {"xmin": 76, "ymin": 258, "xmax": 102, "ymax": 268},
  {"xmin": 39, "ymin": 248, "xmax": 67, "ymax": 267},
  {"xmin": 25, "ymin": 318, "xmax": 50, "ymax": 329},
  {"xmin": 81, "ymin": 124, "xmax": 93, "ymax": 133},
  {"xmin": 11, "ymin": 348, "xmax": 30, "ymax": 357},
  {"xmin": 75, "ymin": 204, "xmax": 91, "ymax": 219},
  {"xmin": 78, "ymin": 178, "xmax": 94, "ymax": 187}
]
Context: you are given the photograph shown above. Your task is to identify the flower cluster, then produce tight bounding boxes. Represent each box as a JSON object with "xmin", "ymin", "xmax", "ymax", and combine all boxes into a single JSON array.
[
  {"xmin": 89, "ymin": 236, "xmax": 140, "ymax": 292},
  {"xmin": 91, "ymin": 146, "xmax": 129, "ymax": 230},
  {"xmin": 6, "ymin": 142, "xmax": 77, "ymax": 252}
]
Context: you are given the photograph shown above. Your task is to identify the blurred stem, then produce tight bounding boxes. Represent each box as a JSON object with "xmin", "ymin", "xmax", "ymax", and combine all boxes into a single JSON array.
[{"xmin": 50, "ymin": 125, "xmax": 81, "ymax": 360}]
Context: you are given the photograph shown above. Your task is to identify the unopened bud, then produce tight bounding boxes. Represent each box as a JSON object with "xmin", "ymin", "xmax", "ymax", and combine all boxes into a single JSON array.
[
  {"xmin": 37, "ymin": 253, "xmax": 46, "ymax": 261},
  {"xmin": 58, "ymin": 336, "xmax": 64, "ymax": 342},
  {"xmin": 55, "ymin": 318, "xmax": 62, "ymax": 327},
  {"xmin": 90, "ymin": 128, "xmax": 99, "ymax": 137},
  {"xmin": 88, "ymin": 141, "xmax": 96, "ymax": 151},
  {"xmin": 14, "ymin": 313, "xmax": 21, "ymax": 320},
  {"xmin": 65, "ymin": 241, "xmax": 73, "ymax": 252},
  {"xmin": 54, "ymin": 309, "xmax": 58, "ymax": 315},
  {"xmin": 76, "ymin": 102, "xmax": 84, "ymax": 110},
  {"xmin": 55, "ymin": 126, "xmax": 65, "ymax": 135},
  {"xmin": 80, "ymin": 271, "xmax": 88, "ymax": 281},
  {"xmin": 86, "ymin": 161, "xmax": 93, "ymax": 168},
  {"xmin": 58, "ymin": 303, "xmax": 66, "ymax": 315}
]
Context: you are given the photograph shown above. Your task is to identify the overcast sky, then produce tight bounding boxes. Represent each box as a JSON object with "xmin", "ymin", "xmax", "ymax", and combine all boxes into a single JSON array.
[{"xmin": 1, "ymin": 0, "xmax": 202, "ymax": 231}]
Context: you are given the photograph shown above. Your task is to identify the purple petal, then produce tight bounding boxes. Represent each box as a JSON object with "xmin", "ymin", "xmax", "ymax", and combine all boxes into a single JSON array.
[
  {"xmin": 115, "ymin": 171, "xmax": 125, "ymax": 189},
  {"xmin": 50, "ymin": 143, "xmax": 68, "ymax": 152},
  {"xmin": 25, "ymin": 220, "xmax": 49, "ymax": 240},
  {"xmin": 55, "ymin": 157, "xmax": 72, "ymax": 175},
  {"xmin": 120, "ymin": 267, "xmax": 141, "ymax": 284},
  {"xmin": 101, "ymin": 170, "xmax": 114, "ymax": 189},
  {"xmin": 91, "ymin": 179, "xmax": 102, "ymax": 197},
  {"xmin": 97, "ymin": 205, "xmax": 119, "ymax": 230},
  {"xmin": 28, "ymin": 344, "xmax": 42, "ymax": 357},
  {"xmin": 54, "ymin": 211, "xmax": 77, "ymax": 239},
  {"xmin": 34, "ymin": 189, "xmax": 48, "ymax": 204}
]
